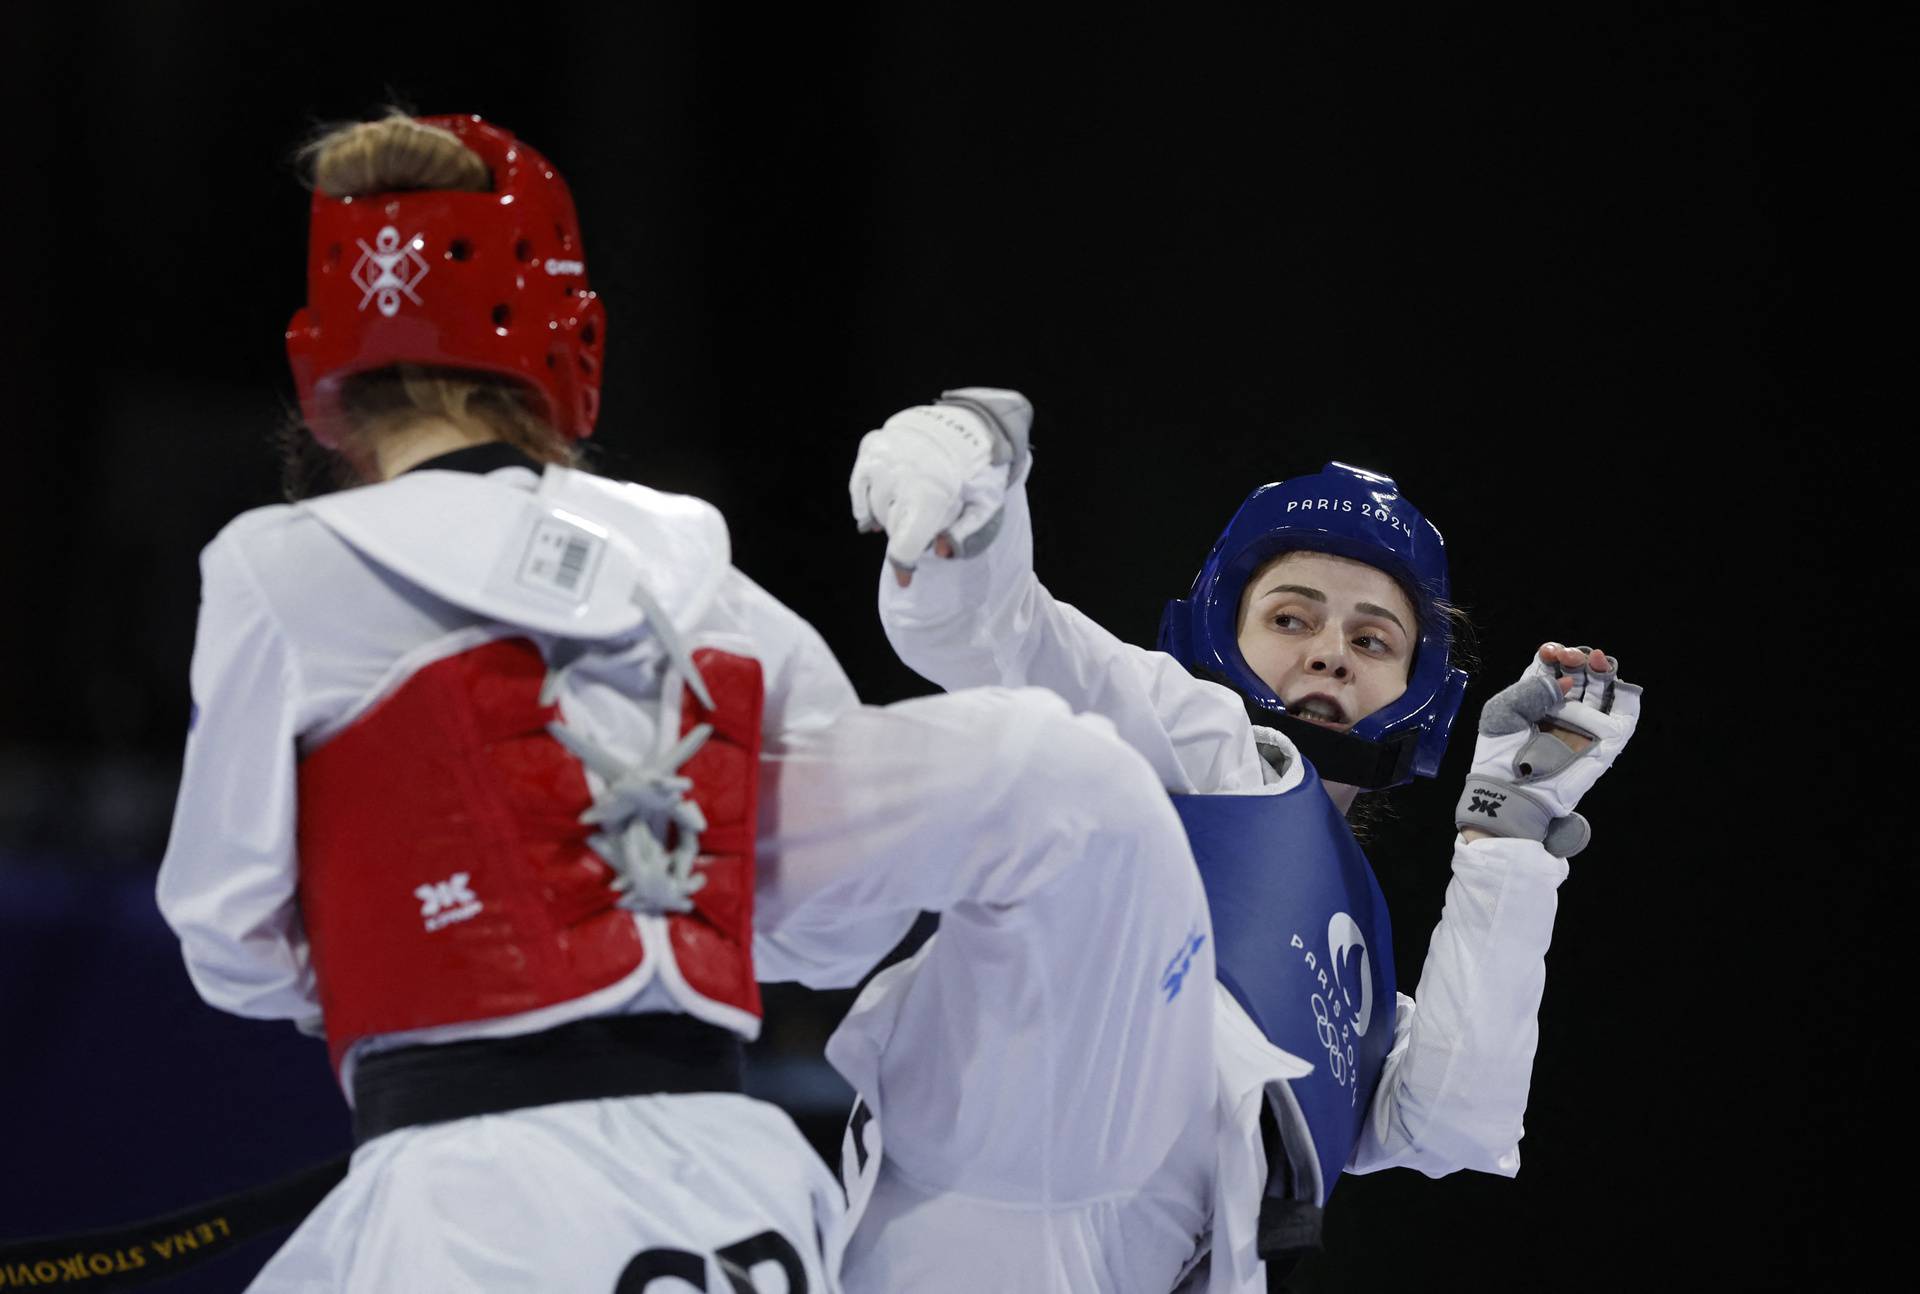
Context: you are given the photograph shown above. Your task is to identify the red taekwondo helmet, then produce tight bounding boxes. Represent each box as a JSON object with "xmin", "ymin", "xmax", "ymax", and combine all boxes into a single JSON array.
[{"xmin": 286, "ymin": 114, "xmax": 606, "ymax": 446}]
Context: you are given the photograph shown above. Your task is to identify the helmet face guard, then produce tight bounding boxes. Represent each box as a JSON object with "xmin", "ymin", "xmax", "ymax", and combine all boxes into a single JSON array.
[
  {"xmin": 1158, "ymin": 462, "xmax": 1469, "ymax": 788},
  {"xmin": 286, "ymin": 114, "xmax": 605, "ymax": 447}
]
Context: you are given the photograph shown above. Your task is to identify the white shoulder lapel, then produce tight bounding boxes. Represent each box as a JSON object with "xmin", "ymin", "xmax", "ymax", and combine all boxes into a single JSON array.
[{"xmin": 303, "ymin": 466, "xmax": 730, "ymax": 641}]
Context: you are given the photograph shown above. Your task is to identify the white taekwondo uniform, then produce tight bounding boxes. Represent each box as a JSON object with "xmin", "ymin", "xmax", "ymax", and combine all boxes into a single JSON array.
[
  {"xmin": 832, "ymin": 457, "xmax": 1572, "ymax": 1294},
  {"xmin": 157, "ymin": 447, "xmax": 1194, "ymax": 1293}
]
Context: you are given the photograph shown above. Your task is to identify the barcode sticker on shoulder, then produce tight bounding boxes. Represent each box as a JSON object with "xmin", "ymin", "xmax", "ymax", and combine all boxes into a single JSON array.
[{"xmin": 518, "ymin": 516, "xmax": 606, "ymax": 601}]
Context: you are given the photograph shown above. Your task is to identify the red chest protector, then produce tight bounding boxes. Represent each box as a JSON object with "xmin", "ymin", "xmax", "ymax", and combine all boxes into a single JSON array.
[{"xmin": 296, "ymin": 637, "xmax": 764, "ymax": 1073}]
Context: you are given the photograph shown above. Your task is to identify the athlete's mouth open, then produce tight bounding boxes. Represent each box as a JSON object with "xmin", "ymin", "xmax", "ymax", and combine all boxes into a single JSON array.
[{"xmin": 1286, "ymin": 694, "xmax": 1349, "ymax": 730}]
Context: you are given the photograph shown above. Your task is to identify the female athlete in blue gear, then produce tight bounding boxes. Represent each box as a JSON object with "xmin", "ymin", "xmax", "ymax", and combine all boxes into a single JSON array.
[{"xmin": 838, "ymin": 389, "xmax": 1640, "ymax": 1293}]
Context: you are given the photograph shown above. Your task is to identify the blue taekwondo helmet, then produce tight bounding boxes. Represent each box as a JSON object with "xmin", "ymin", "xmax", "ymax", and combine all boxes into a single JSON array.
[{"xmin": 1158, "ymin": 462, "xmax": 1470, "ymax": 789}]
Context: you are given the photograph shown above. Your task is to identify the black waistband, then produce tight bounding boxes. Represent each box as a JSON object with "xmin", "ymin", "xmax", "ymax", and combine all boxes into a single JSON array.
[
  {"xmin": 351, "ymin": 1013, "xmax": 745, "ymax": 1145},
  {"xmin": 1257, "ymin": 1101, "xmax": 1324, "ymax": 1271}
]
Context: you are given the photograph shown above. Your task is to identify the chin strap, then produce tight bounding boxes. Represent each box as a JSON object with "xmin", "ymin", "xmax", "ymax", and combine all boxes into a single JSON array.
[
  {"xmin": 1191, "ymin": 666, "xmax": 1414, "ymax": 790},
  {"xmin": 1265, "ymin": 714, "xmax": 1416, "ymax": 791}
]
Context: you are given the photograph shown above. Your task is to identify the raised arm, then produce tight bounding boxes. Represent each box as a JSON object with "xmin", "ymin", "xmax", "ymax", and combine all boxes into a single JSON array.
[
  {"xmin": 852, "ymin": 388, "xmax": 1265, "ymax": 794},
  {"xmin": 1354, "ymin": 645, "xmax": 1640, "ymax": 1176}
]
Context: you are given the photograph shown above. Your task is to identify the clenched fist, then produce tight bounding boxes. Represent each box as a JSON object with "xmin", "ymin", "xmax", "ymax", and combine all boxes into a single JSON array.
[
  {"xmin": 1454, "ymin": 643, "xmax": 1641, "ymax": 857},
  {"xmin": 849, "ymin": 387, "xmax": 1032, "ymax": 585}
]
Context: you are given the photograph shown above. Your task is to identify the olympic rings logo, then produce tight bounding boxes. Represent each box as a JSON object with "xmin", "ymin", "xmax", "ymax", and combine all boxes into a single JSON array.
[
  {"xmin": 1311, "ymin": 993, "xmax": 1357, "ymax": 1095},
  {"xmin": 1294, "ymin": 914, "xmax": 1373, "ymax": 1108}
]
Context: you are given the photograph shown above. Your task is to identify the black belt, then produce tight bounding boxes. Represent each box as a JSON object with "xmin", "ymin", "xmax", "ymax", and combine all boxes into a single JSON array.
[
  {"xmin": 1257, "ymin": 1101, "xmax": 1324, "ymax": 1281},
  {"xmin": 0, "ymin": 1015, "xmax": 744, "ymax": 1288},
  {"xmin": 352, "ymin": 1012, "xmax": 746, "ymax": 1145},
  {"xmin": 0, "ymin": 1158, "xmax": 349, "ymax": 1291}
]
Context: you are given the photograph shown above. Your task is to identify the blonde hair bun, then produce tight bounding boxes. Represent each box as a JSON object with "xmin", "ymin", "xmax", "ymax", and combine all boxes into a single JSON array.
[{"xmin": 304, "ymin": 114, "xmax": 491, "ymax": 199}]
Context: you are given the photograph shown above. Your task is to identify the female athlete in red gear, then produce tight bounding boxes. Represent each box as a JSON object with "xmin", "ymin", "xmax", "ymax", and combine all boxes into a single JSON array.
[{"xmin": 158, "ymin": 119, "xmax": 1205, "ymax": 1293}]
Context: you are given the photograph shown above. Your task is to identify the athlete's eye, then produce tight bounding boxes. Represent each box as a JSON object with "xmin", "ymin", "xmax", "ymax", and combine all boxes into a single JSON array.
[
  {"xmin": 1354, "ymin": 632, "xmax": 1394, "ymax": 656},
  {"xmin": 1271, "ymin": 612, "xmax": 1309, "ymax": 632}
]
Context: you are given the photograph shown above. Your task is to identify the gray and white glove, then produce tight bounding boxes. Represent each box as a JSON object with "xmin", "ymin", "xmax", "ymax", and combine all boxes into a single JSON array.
[
  {"xmin": 849, "ymin": 386, "xmax": 1033, "ymax": 574},
  {"xmin": 1454, "ymin": 648, "xmax": 1642, "ymax": 858}
]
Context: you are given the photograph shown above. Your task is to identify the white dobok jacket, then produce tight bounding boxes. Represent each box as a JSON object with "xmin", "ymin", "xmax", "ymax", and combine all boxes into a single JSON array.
[
  {"xmin": 875, "ymin": 459, "xmax": 1572, "ymax": 1293},
  {"xmin": 156, "ymin": 456, "xmax": 946, "ymax": 1077},
  {"xmin": 159, "ymin": 451, "xmax": 1225, "ymax": 1293}
]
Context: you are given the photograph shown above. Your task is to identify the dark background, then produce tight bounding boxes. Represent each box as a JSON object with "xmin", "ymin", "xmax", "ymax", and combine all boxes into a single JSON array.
[{"xmin": 0, "ymin": 4, "xmax": 1886, "ymax": 1290}]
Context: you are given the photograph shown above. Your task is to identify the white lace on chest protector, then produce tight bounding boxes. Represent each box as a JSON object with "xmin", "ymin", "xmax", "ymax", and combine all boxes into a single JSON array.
[{"xmin": 305, "ymin": 466, "xmax": 733, "ymax": 913}]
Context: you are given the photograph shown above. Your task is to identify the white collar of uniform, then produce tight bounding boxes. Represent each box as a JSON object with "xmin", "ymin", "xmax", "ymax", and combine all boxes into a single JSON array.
[
  {"xmin": 1248, "ymin": 725, "xmax": 1307, "ymax": 792},
  {"xmin": 303, "ymin": 464, "xmax": 730, "ymax": 642}
]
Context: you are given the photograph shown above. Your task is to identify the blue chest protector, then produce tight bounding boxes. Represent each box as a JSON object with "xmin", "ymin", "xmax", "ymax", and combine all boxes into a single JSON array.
[{"xmin": 1171, "ymin": 757, "xmax": 1397, "ymax": 1201}]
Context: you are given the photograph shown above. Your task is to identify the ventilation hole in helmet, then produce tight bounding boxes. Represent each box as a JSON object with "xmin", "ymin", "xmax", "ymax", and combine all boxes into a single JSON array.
[
  {"xmin": 326, "ymin": 243, "xmax": 342, "ymax": 265},
  {"xmin": 492, "ymin": 304, "xmax": 512, "ymax": 334},
  {"xmin": 514, "ymin": 238, "xmax": 533, "ymax": 262},
  {"xmin": 578, "ymin": 352, "xmax": 597, "ymax": 375},
  {"xmin": 546, "ymin": 353, "xmax": 559, "ymax": 369},
  {"xmin": 581, "ymin": 323, "xmax": 597, "ymax": 345},
  {"xmin": 449, "ymin": 239, "xmax": 473, "ymax": 262}
]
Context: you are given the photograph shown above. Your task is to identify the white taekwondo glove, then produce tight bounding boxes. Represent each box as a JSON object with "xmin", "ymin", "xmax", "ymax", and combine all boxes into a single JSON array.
[
  {"xmin": 849, "ymin": 386, "xmax": 1033, "ymax": 573},
  {"xmin": 1454, "ymin": 649, "xmax": 1642, "ymax": 858}
]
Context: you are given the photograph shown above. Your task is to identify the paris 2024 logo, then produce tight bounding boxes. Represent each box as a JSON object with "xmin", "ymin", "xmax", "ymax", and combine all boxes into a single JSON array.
[{"xmin": 1289, "ymin": 912, "xmax": 1375, "ymax": 1106}]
